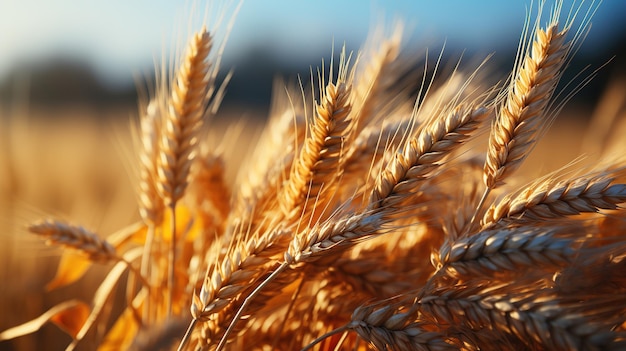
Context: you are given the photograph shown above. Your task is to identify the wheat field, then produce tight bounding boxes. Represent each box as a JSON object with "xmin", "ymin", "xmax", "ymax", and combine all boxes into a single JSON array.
[{"xmin": 2, "ymin": 1, "xmax": 626, "ymax": 350}]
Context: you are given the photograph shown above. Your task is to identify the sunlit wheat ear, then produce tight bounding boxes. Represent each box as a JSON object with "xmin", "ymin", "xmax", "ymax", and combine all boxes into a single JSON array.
[
  {"xmin": 183, "ymin": 227, "xmax": 291, "ymax": 348},
  {"xmin": 482, "ymin": 173, "xmax": 626, "ymax": 229},
  {"xmin": 349, "ymin": 311, "xmax": 454, "ymax": 351},
  {"xmin": 370, "ymin": 105, "xmax": 490, "ymax": 211},
  {"xmin": 157, "ymin": 27, "xmax": 212, "ymax": 316},
  {"xmin": 157, "ymin": 29, "xmax": 212, "ymax": 205},
  {"xmin": 483, "ymin": 20, "xmax": 571, "ymax": 189},
  {"xmin": 279, "ymin": 49, "xmax": 356, "ymax": 225}
]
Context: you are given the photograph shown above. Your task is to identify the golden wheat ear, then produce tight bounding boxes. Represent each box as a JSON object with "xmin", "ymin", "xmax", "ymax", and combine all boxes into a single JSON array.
[
  {"xmin": 278, "ymin": 48, "xmax": 357, "ymax": 226},
  {"xmin": 155, "ymin": 27, "xmax": 214, "ymax": 316},
  {"xmin": 483, "ymin": 16, "xmax": 573, "ymax": 190},
  {"xmin": 482, "ymin": 172, "xmax": 626, "ymax": 229},
  {"xmin": 157, "ymin": 28, "xmax": 213, "ymax": 206},
  {"xmin": 28, "ymin": 219, "xmax": 118, "ymax": 263},
  {"xmin": 370, "ymin": 105, "xmax": 490, "ymax": 211}
]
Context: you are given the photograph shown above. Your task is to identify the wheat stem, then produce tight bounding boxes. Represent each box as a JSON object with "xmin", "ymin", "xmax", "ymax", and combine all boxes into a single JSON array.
[
  {"xmin": 300, "ymin": 325, "xmax": 350, "ymax": 351},
  {"xmin": 167, "ymin": 204, "xmax": 176, "ymax": 317},
  {"xmin": 215, "ymin": 262, "xmax": 289, "ymax": 351},
  {"xmin": 177, "ymin": 319, "xmax": 197, "ymax": 351}
]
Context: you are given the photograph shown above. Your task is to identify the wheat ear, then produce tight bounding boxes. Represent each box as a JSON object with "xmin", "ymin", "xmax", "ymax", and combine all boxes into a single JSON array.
[
  {"xmin": 279, "ymin": 50, "xmax": 355, "ymax": 224},
  {"xmin": 182, "ymin": 228, "xmax": 291, "ymax": 349},
  {"xmin": 28, "ymin": 220, "xmax": 149, "ymax": 288},
  {"xmin": 350, "ymin": 311, "xmax": 454, "ymax": 351},
  {"xmin": 157, "ymin": 28, "xmax": 212, "ymax": 315},
  {"xmin": 436, "ymin": 227, "xmax": 575, "ymax": 276},
  {"xmin": 158, "ymin": 29, "xmax": 212, "ymax": 205},
  {"xmin": 483, "ymin": 22, "xmax": 571, "ymax": 189},
  {"xmin": 304, "ymin": 297, "xmax": 454, "ymax": 351},
  {"xmin": 139, "ymin": 100, "xmax": 165, "ymax": 227},
  {"xmin": 29, "ymin": 219, "xmax": 118, "ymax": 262},
  {"xmin": 370, "ymin": 105, "xmax": 490, "ymax": 211},
  {"xmin": 483, "ymin": 174, "xmax": 626, "ymax": 229},
  {"xmin": 419, "ymin": 288, "xmax": 626, "ymax": 350}
]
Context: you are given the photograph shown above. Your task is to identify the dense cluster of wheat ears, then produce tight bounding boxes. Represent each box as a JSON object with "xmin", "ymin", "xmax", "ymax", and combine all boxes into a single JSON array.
[{"xmin": 2, "ymin": 1, "xmax": 626, "ymax": 350}]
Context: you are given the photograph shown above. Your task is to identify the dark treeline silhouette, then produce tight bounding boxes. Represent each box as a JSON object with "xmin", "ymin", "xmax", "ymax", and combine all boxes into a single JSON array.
[{"xmin": 0, "ymin": 32, "xmax": 624, "ymax": 120}]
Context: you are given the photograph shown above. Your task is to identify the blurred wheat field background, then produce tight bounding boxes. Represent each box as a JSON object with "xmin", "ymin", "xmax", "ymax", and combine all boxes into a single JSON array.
[{"xmin": 1, "ymin": 0, "xmax": 626, "ymax": 350}]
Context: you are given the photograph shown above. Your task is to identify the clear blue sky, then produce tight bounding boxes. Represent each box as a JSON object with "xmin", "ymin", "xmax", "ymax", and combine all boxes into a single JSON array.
[{"xmin": 0, "ymin": 0, "xmax": 624, "ymax": 88}]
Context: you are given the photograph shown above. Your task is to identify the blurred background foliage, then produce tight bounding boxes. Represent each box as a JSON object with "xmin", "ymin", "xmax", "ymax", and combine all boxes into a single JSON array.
[{"xmin": 0, "ymin": 0, "xmax": 624, "ymax": 115}]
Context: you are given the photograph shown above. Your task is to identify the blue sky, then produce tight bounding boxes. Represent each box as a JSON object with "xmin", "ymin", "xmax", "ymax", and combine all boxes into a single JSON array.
[{"xmin": 0, "ymin": 0, "xmax": 624, "ymax": 88}]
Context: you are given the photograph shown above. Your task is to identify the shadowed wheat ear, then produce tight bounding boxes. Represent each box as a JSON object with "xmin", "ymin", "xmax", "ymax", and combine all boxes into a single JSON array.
[
  {"xmin": 303, "ymin": 297, "xmax": 455, "ymax": 351},
  {"xmin": 435, "ymin": 227, "xmax": 576, "ymax": 276},
  {"xmin": 418, "ymin": 287, "xmax": 626, "ymax": 350}
]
